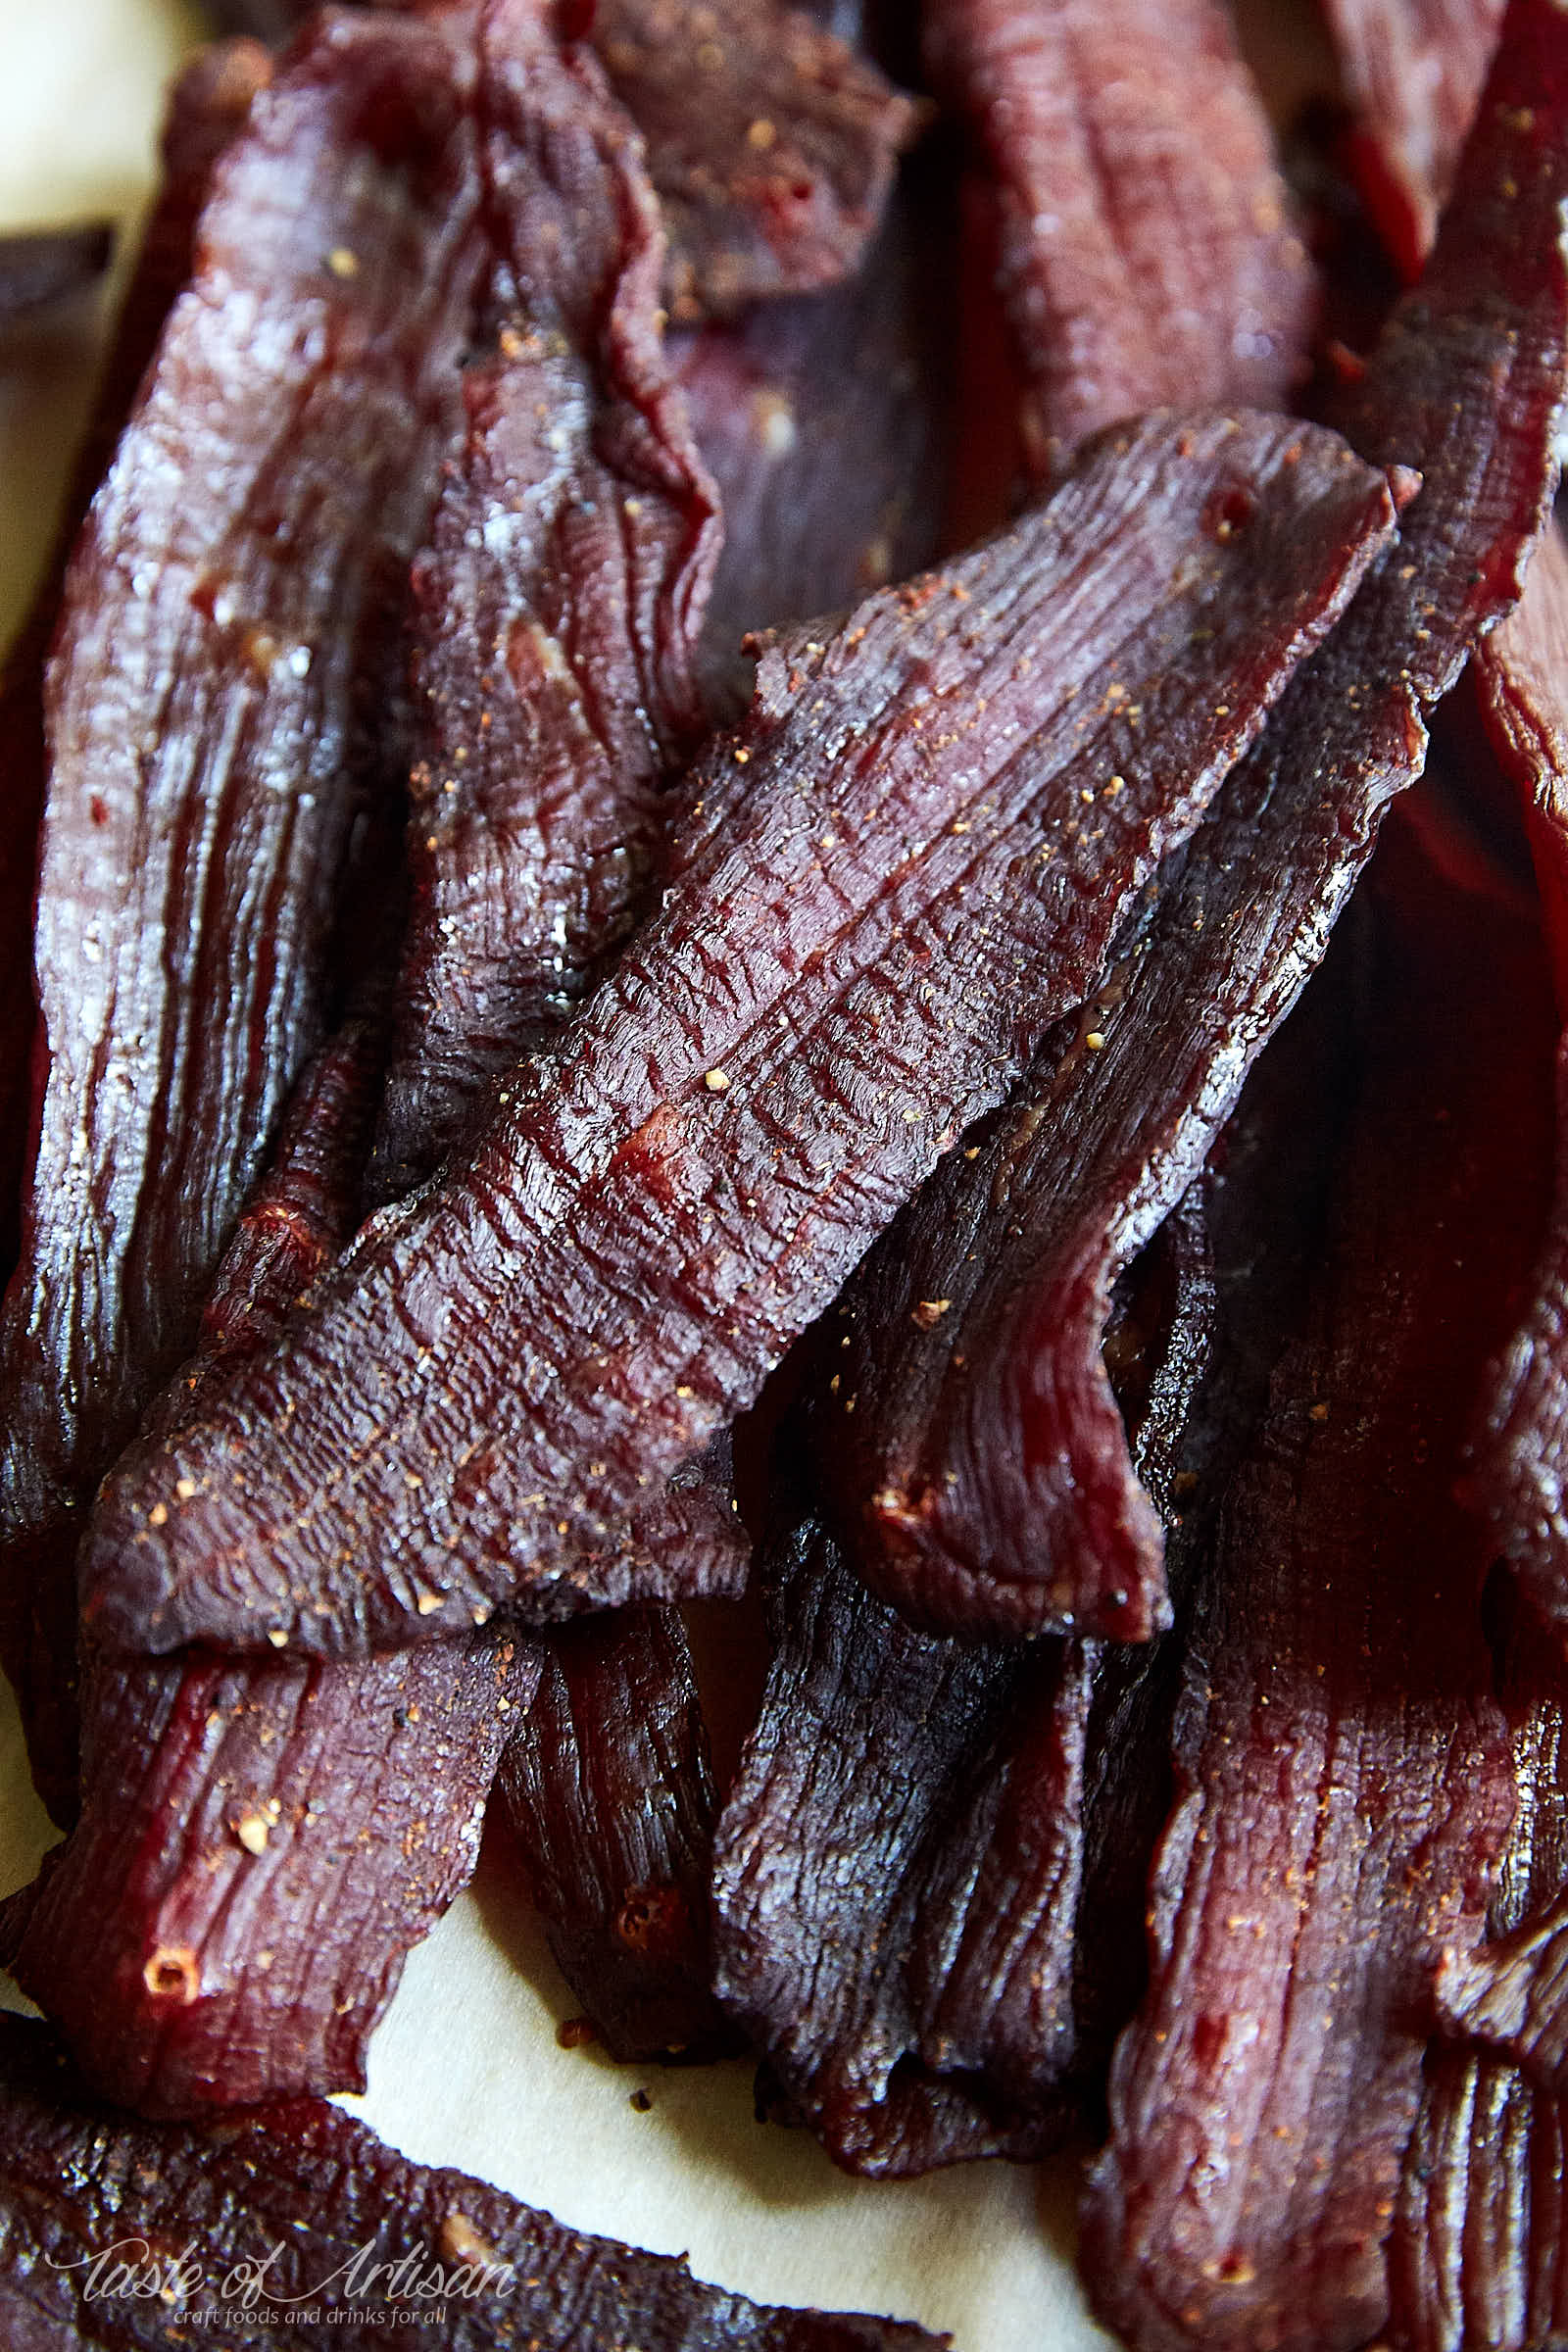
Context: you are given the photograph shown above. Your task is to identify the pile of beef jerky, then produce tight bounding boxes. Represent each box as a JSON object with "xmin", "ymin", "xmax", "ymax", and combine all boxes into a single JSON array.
[{"xmin": 1, "ymin": 0, "xmax": 1568, "ymax": 2342}]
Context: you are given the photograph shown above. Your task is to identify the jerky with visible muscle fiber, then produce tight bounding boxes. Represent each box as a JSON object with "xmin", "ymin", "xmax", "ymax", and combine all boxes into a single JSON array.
[
  {"xmin": 80, "ymin": 408, "xmax": 1398, "ymax": 1663},
  {"xmin": 498, "ymin": 1602, "xmax": 732, "ymax": 2062},
  {"xmin": 814, "ymin": 0, "xmax": 1568, "ymax": 1643},
  {"xmin": 591, "ymin": 0, "xmax": 921, "ymax": 319},
  {"xmin": 1079, "ymin": 799, "xmax": 1554, "ymax": 2352},
  {"xmin": 1319, "ymin": 0, "xmax": 1505, "ymax": 275},
  {"xmin": 369, "ymin": 0, "xmax": 721, "ymax": 1200},
  {"xmin": 0, "ymin": 36, "xmax": 270, "ymax": 1298},
  {"xmin": 0, "ymin": 222, "xmax": 111, "ymax": 325},
  {"xmin": 922, "ymin": 0, "xmax": 1316, "ymax": 482},
  {"xmin": 0, "ymin": 2016, "xmax": 945, "ymax": 2350},
  {"xmin": 0, "ymin": 7, "xmax": 490, "ymax": 1787}
]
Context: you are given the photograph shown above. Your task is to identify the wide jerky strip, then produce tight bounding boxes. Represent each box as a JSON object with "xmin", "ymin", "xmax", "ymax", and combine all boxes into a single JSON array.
[
  {"xmin": 0, "ymin": 38, "xmax": 270, "ymax": 1293},
  {"xmin": 0, "ymin": 10, "xmax": 487, "ymax": 1744},
  {"xmin": 371, "ymin": 0, "xmax": 721, "ymax": 1199},
  {"xmin": 1319, "ymin": 0, "xmax": 1506, "ymax": 275},
  {"xmin": 590, "ymin": 0, "xmax": 920, "ymax": 318},
  {"xmin": 81, "ymin": 410, "xmax": 1397, "ymax": 1661},
  {"xmin": 498, "ymin": 1603, "xmax": 729, "ymax": 2062},
  {"xmin": 922, "ymin": 0, "xmax": 1315, "ymax": 483},
  {"xmin": 0, "ymin": 2019, "xmax": 943, "ymax": 2352},
  {"xmin": 815, "ymin": 0, "xmax": 1568, "ymax": 1645},
  {"xmin": 1078, "ymin": 808, "xmax": 1555, "ymax": 2352}
]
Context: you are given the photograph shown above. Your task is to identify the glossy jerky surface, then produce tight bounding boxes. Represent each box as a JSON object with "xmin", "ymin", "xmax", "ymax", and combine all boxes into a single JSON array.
[
  {"xmin": 0, "ymin": 2017, "xmax": 946, "ymax": 2349},
  {"xmin": 922, "ymin": 0, "xmax": 1316, "ymax": 482},
  {"xmin": 0, "ymin": 7, "xmax": 488, "ymax": 1767},
  {"xmin": 80, "ymin": 410, "xmax": 1397, "ymax": 1662},
  {"xmin": 1319, "ymin": 0, "xmax": 1505, "ymax": 273},
  {"xmin": 591, "ymin": 0, "xmax": 920, "ymax": 318},
  {"xmin": 814, "ymin": 0, "xmax": 1568, "ymax": 1648},
  {"xmin": 368, "ymin": 0, "xmax": 721, "ymax": 1199},
  {"xmin": 1078, "ymin": 808, "xmax": 1555, "ymax": 2352},
  {"xmin": 498, "ymin": 1602, "xmax": 729, "ymax": 2062}
]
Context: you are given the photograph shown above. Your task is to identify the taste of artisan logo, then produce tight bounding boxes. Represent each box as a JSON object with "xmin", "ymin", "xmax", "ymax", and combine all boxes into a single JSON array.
[{"xmin": 49, "ymin": 2215, "xmax": 516, "ymax": 2328}]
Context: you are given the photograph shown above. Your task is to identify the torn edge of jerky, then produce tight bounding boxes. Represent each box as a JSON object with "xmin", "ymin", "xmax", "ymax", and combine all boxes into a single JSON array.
[
  {"xmin": 79, "ymin": 407, "xmax": 1396, "ymax": 1663},
  {"xmin": 710, "ymin": 1199, "xmax": 1214, "ymax": 2179},
  {"xmin": 0, "ymin": 1, "xmax": 495, "ymax": 1821},
  {"xmin": 368, "ymin": 0, "xmax": 722, "ymax": 1199},
  {"xmin": 811, "ymin": 0, "xmax": 1568, "ymax": 1649},
  {"xmin": 921, "ymin": 0, "xmax": 1317, "ymax": 484},
  {"xmin": 1077, "ymin": 780, "xmax": 1553, "ymax": 2352},
  {"xmin": 0, "ymin": 2015, "xmax": 947, "ymax": 2350}
]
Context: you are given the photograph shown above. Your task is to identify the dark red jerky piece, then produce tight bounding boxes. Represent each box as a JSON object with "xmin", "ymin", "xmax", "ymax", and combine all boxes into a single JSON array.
[
  {"xmin": 370, "ymin": 0, "xmax": 721, "ymax": 1200},
  {"xmin": 0, "ymin": 8, "xmax": 490, "ymax": 1777},
  {"xmin": 0, "ymin": 38, "xmax": 270, "ymax": 1296},
  {"xmin": 0, "ymin": 222, "xmax": 111, "ymax": 325},
  {"xmin": 78, "ymin": 410, "xmax": 1397, "ymax": 1664},
  {"xmin": 813, "ymin": 0, "xmax": 1568, "ymax": 1650},
  {"xmin": 1078, "ymin": 806, "xmax": 1554, "ymax": 2352},
  {"xmin": 1465, "ymin": 526, "xmax": 1568, "ymax": 1648},
  {"xmin": 1319, "ymin": 0, "xmax": 1505, "ymax": 276},
  {"xmin": 670, "ymin": 172, "xmax": 955, "ymax": 717},
  {"xmin": 711, "ymin": 1203, "xmax": 1215, "ymax": 2179},
  {"xmin": 589, "ymin": 0, "xmax": 921, "ymax": 320},
  {"xmin": 922, "ymin": 0, "xmax": 1316, "ymax": 483},
  {"xmin": 1389, "ymin": 1596, "xmax": 1568, "ymax": 2351},
  {"xmin": 711, "ymin": 1509, "xmax": 1084, "ymax": 2177},
  {"xmin": 497, "ymin": 1603, "xmax": 732, "ymax": 2062},
  {"xmin": 0, "ymin": 2018, "xmax": 947, "ymax": 2351},
  {"xmin": 0, "ymin": 1635, "xmax": 533, "ymax": 2119}
]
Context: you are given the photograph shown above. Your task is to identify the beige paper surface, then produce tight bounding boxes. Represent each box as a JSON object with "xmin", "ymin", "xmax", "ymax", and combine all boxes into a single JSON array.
[{"xmin": 0, "ymin": 3, "xmax": 1118, "ymax": 2341}]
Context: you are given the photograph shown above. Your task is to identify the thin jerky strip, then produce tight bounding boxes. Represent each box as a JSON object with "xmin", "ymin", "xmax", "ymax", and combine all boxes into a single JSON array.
[
  {"xmin": 0, "ymin": 38, "xmax": 270, "ymax": 1294},
  {"xmin": 0, "ymin": 9, "xmax": 489, "ymax": 1774},
  {"xmin": 370, "ymin": 0, "xmax": 722, "ymax": 1200},
  {"xmin": 0, "ymin": 222, "xmax": 111, "ymax": 325},
  {"xmin": 498, "ymin": 1603, "xmax": 730, "ymax": 2062},
  {"xmin": 922, "ymin": 0, "xmax": 1316, "ymax": 483},
  {"xmin": 590, "ymin": 0, "xmax": 921, "ymax": 318},
  {"xmin": 1319, "ymin": 0, "xmax": 1506, "ymax": 275},
  {"xmin": 81, "ymin": 409, "xmax": 1398, "ymax": 1661},
  {"xmin": 1079, "ymin": 802, "xmax": 1555, "ymax": 2352},
  {"xmin": 0, "ymin": 2017, "xmax": 945, "ymax": 2350},
  {"xmin": 816, "ymin": 0, "xmax": 1568, "ymax": 1645}
]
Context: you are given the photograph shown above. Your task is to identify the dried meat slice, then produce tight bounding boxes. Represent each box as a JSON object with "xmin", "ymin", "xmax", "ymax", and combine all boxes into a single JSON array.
[
  {"xmin": 497, "ymin": 1602, "xmax": 732, "ymax": 2062},
  {"xmin": 369, "ymin": 0, "xmax": 720, "ymax": 1200},
  {"xmin": 0, "ymin": 2015, "xmax": 945, "ymax": 2349},
  {"xmin": 0, "ymin": 7, "xmax": 491, "ymax": 1788},
  {"xmin": 922, "ymin": 0, "xmax": 1316, "ymax": 482},
  {"xmin": 1319, "ymin": 0, "xmax": 1506, "ymax": 275},
  {"xmin": 590, "ymin": 0, "xmax": 921, "ymax": 318},
  {"xmin": 1078, "ymin": 797, "xmax": 1555, "ymax": 2352},
  {"xmin": 79, "ymin": 408, "xmax": 1398, "ymax": 1662},
  {"xmin": 812, "ymin": 0, "xmax": 1568, "ymax": 1645}
]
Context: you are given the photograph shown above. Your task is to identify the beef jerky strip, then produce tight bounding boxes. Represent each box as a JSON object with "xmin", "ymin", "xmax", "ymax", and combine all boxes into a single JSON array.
[
  {"xmin": 670, "ymin": 172, "xmax": 955, "ymax": 718},
  {"xmin": 0, "ymin": 222, "xmax": 111, "ymax": 326},
  {"xmin": 922, "ymin": 0, "xmax": 1316, "ymax": 485},
  {"xmin": 589, "ymin": 0, "xmax": 921, "ymax": 320},
  {"xmin": 1077, "ymin": 793, "xmax": 1556, "ymax": 2352},
  {"xmin": 81, "ymin": 407, "xmax": 1398, "ymax": 1662},
  {"xmin": 1389, "ymin": 1582, "xmax": 1568, "ymax": 2351},
  {"xmin": 0, "ymin": 38, "xmax": 270, "ymax": 1296},
  {"xmin": 369, "ymin": 0, "xmax": 721, "ymax": 1201},
  {"xmin": 710, "ymin": 1204, "xmax": 1213, "ymax": 2179},
  {"xmin": 1319, "ymin": 0, "xmax": 1506, "ymax": 277},
  {"xmin": 812, "ymin": 0, "xmax": 1568, "ymax": 1646},
  {"xmin": 0, "ymin": 2018, "xmax": 945, "ymax": 2351},
  {"xmin": 0, "ymin": 8, "xmax": 492, "ymax": 1798},
  {"xmin": 498, "ymin": 1601, "xmax": 732, "ymax": 2062},
  {"xmin": 1462, "ymin": 524, "xmax": 1568, "ymax": 1650}
]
